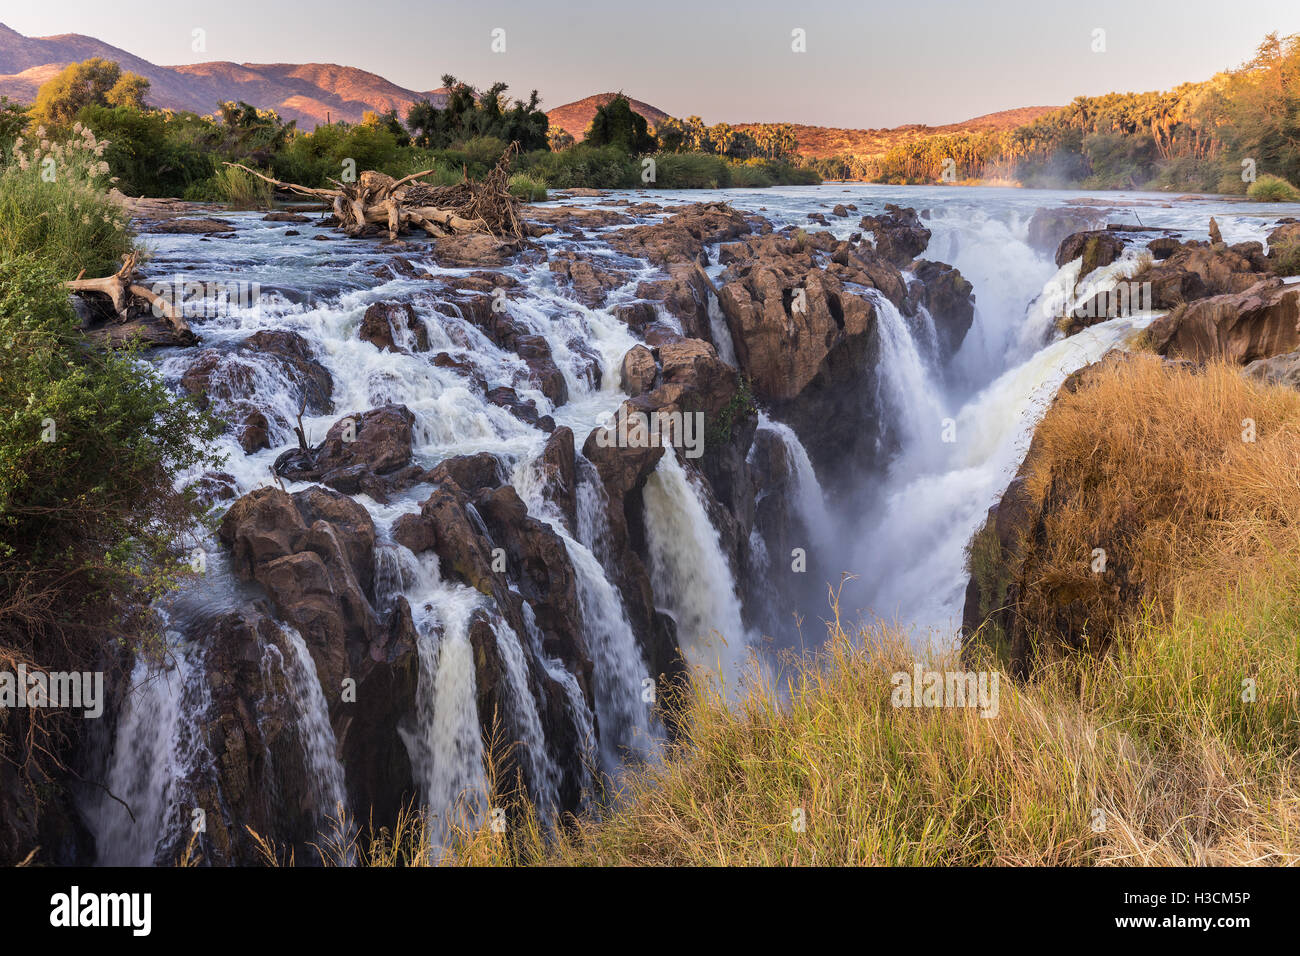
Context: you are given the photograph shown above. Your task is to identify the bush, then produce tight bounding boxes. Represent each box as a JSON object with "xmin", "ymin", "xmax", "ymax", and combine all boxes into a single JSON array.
[
  {"xmin": 521, "ymin": 144, "xmax": 636, "ymax": 189},
  {"xmin": 210, "ymin": 164, "xmax": 274, "ymax": 209},
  {"xmin": 0, "ymin": 126, "xmax": 132, "ymax": 277},
  {"xmin": 0, "ymin": 259, "xmax": 222, "ymax": 843},
  {"xmin": 1247, "ymin": 173, "xmax": 1300, "ymax": 202},
  {"xmin": 650, "ymin": 152, "xmax": 732, "ymax": 189},
  {"xmin": 508, "ymin": 172, "xmax": 548, "ymax": 202}
]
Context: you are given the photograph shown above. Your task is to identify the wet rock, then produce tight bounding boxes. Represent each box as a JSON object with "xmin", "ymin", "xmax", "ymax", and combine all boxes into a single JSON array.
[
  {"xmin": 910, "ymin": 260, "xmax": 976, "ymax": 359},
  {"xmin": 273, "ymin": 404, "xmax": 421, "ymax": 501},
  {"xmin": 612, "ymin": 301, "xmax": 659, "ymax": 334},
  {"xmin": 1055, "ymin": 230, "xmax": 1127, "ymax": 277},
  {"xmin": 144, "ymin": 217, "xmax": 235, "ymax": 235},
  {"xmin": 431, "ymin": 234, "xmax": 524, "ymax": 267},
  {"xmin": 486, "ymin": 385, "xmax": 555, "ymax": 431},
  {"xmin": 620, "ymin": 344, "xmax": 657, "ymax": 396},
  {"xmin": 607, "ymin": 201, "xmax": 752, "ymax": 265},
  {"xmin": 359, "ymin": 301, "xmax": 430, "ymax": 353},
  {"xmin": 536, "ymin": 426, "xmax": 578, "ymax": 532},
  {"xmin": 859, "ymin": 205, "xmax": 931, "ymax": 266},
  {"xmin": 1147, "ymin": 236, "xmax": 1180, "ymax": 260},
  {"xmin": 548, "ymin": 251, "xmax": 630, "ymax": 306},
  {"xmin": 263, "ymin": 211, "xmax": 312, "ymax": 223}
]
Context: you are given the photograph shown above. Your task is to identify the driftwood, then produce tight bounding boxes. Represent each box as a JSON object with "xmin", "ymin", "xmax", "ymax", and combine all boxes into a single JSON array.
[
  {"xmin": 65, "ymin": 252, "xmax": 195, "ymax": 342},
  {"xmin": 223, "ymin": 142, "xmax": 525, "ymax": 242}
]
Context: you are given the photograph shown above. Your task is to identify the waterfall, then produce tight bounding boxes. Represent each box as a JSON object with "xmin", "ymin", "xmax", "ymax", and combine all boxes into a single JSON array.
[
  {"xmin": 488, "ymin": 613, "xmax": 563, "ymax": 816},
  {"xmin": 866, "ymin": 289, "xmax": 949, "ymax": 464},
  {"xmin": 755, "ymin": 413, "xmax": 832, "ymax": 545},
  {"xmin": 258, "ymin": 627, "xmax": 349, "ymax": 827},
  {"xmin": 398, "ymin": 553, "xmax": 489, "ymax": 844},
  {"xmin": 851, "ymin": 313, "xmax": 1154, "ymax": 644},
  {"xmin": 85, "ymin": 641, "xmax": 208, "ymax": 866},
  {"xmin": 642, "ymin": 451, "xmax": 750, "ymax": 681}
]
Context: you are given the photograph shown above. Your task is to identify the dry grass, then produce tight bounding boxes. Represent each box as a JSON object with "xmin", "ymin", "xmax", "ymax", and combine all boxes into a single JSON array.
[{"xmin": 1016, "ymin": 353, "xmax": 1300, "ymax": 644}]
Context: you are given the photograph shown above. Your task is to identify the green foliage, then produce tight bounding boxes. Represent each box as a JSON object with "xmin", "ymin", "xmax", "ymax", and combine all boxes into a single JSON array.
[
  {"xmin": 0, "ymin": 126, "xmax": 131, "ymax": 277},
  {"xmin": 583, "ymin": 94, "xmax": 657, "ymax": 154},
  {"xmin": 0, "ymin": 258, "xmax": 222, "ymax": 645},
  {"xmin": 508, "ymin": 172, "xmax": 548, "ymax": 202},
  {"xmin": 1248, "ymin": 173, "xmax": 1300, "ymax": 202},
  {"xmin": 76, "ymin": 105, "xmax": 216, "ymax": 196},
  {"xmin": 407, "ymin": 77, "xmax": 548, "ymax": 152},
  {"xmin": 30, "ymin": 58, "xmax": 151, "ymax": 129},
  {"xmin": 521, "ymin": 144, "xmax": 637, "ymax": 189},
  {"xmin": 651, "ymin": 152, "xmax": 732, "ymax": 188},
  {"xmin": 1269, "ymin": 238, "xmax": 1300, "ymax": 276},
  {"xmin": 211, "ymin": 164, "xmax": 275, "ymax": 209}
]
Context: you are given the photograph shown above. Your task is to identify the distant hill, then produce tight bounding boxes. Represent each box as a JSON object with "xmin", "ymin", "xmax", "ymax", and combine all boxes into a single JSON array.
[
  {"xmin": 736, "ymin": 106, "xmax": 1062, "ymax": 159},
  {"xmin": 0, "ymin": 22, "xmax": 447, "ymax": 126},
  {"xmin": 546, "ymin": 93, "xmax": 671, "ymax": 140}
]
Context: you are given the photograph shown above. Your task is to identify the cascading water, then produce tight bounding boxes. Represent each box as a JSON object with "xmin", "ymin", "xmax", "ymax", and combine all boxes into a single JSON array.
[
  {"xmin": 258, "ymin": 627, "xmax": 350, "ymax": 826},
  {"xmin": 89, "ymin": 182, "xmax": 1276, "ymax": 861},
  {"xmin": 642, "ymin": 451, "xmax": 750, "ymax": 682}
]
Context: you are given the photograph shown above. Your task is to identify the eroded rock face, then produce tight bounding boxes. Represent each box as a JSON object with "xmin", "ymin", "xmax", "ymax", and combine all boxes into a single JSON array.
[
  {"xmin": 1147, "ymin": 279, "xmax": 1300, "ymax": 365},
  {"xmin": 1141, "ymin": 241, "xmax": 1272, "ymax": 308},
  {"xmin": 910, "ymin": 260, "xmax": 976, "ymax": 358},
  {"xmin": 273, "ymin": 405, "xmax": 423, "ymax": 502},
  {"xmin": 620, "ymin": 344, "xmax": 657, "ymax": 396}
]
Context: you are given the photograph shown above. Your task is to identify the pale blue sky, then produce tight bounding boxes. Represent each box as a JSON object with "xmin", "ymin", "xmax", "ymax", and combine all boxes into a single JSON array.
[{"xmin": 6, "ymin": 1, "xmax": 1300, "ymax": 127}]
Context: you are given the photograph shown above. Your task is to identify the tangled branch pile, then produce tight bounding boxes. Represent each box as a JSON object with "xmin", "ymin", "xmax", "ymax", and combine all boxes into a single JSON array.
[{"xmin": 224, "ymin": 142, "xmax": 525, "ymax": 242}]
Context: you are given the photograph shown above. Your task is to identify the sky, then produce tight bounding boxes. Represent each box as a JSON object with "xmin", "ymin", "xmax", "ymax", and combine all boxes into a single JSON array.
[{"xmin": 5, "ymin": 1, "xmax": 1300, "ymax": 127}]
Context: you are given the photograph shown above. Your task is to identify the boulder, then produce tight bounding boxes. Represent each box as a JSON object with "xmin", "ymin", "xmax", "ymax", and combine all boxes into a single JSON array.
[
  {"xmin": 1146, "ymin": 279, "xmax": 1300, "ymax": 365},
  {"xmin": 359, "ymin": 301, "xmax": 430, "ymax": 353},
  {"xmin": 620, "ymin": 344, "xmax": 657, "ymax": 396},
  {"xmin": 273, "ymin": 404, "xmax": 421, "ymax": 501}
]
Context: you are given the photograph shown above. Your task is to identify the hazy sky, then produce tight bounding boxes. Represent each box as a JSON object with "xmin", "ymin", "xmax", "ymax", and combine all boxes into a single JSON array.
[{"xmin": 6, "ymin": 1, "xmax": 1300, "ymax": 127}]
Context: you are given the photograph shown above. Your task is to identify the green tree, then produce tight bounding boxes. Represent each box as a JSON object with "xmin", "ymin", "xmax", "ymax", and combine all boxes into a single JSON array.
[
  {"xmin": 583, "ymin": 94, "xmax": 657, "ymax": 154},
  {"xmin": 31, "ymin": 58, "xmax": 150, "ymax": 128}
]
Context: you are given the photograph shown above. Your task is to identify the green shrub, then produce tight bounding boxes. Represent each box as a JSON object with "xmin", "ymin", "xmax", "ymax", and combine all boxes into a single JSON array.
[
  {"xmin": 522, "ymin": 144, "xmax": 636, "ymax": 189},
  {"xmin": 508, "ymin": 172, "xmax": 548, "ymax": 202},
  {"xmin": 650, "ymin": 152, "xmax": 732, "ymax": 189},
  {"xmin": 1248, "ymin": 173, "xmax": 1300, "ymax": 202},
  {"xmin": 210, "ymin": 164, "xmax": 274, "ymax": 209},
  {"xmin": 0, "ymin": 127, "xmax": 132, "ymax": 277},
  {"xmin": 1270, "ymin": 237, "xmax": 1300, "ymax": 276}
]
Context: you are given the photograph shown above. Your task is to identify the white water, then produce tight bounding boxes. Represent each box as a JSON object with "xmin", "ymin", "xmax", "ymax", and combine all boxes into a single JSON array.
[
  {"xmin": 92, "ymin": 182, "xmax": 1277, "ymax": 859},
  {"xmin": 85, "ymin": 640, "xmax": 208, "ymax": 866},
  {"xmin": 643, "ymin": 451, "xmax": 750, "ymax": 682},
  {"xmin": 259, "ymin": 627, "xmax": 350, "ymax": 825}
]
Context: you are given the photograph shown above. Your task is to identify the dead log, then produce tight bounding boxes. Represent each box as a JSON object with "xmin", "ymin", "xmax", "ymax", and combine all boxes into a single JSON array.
[
  {"xmin": 65, "ymin": 252, "xmax": 196, "ymax": 344},
  {"xmin": 220, "ymin": 142, "xmax": 525, "ymax": 242}
]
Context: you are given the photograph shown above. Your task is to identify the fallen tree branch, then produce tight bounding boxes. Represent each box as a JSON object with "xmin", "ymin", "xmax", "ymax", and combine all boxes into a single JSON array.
[
  {"xmin": 223, "ymin": 143, "xmax": 525, "ymax": 242},
  {"xmin": 65, "ymin": 252, "xmax": 195, "ymax": 343}
]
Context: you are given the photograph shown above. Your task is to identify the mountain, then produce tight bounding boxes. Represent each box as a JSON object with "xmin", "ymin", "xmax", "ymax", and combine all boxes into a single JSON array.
[
  {"xmin": 546, "ymin": 93, "xmax": 671, "ymax": 140},
  {"xmin": 0, "ymin": 22, "xmax": 447, "ymax": 126}
]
